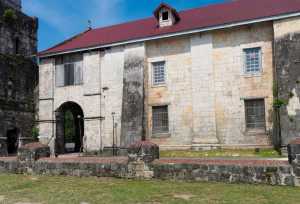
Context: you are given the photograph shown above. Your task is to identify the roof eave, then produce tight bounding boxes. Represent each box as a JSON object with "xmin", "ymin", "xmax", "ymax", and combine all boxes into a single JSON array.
[{"xmin": 39, "ymin": 11, "xmax": 300, "ymax": 59}]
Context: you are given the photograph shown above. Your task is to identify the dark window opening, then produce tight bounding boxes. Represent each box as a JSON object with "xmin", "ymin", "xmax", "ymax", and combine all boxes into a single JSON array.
[
  {"xmin": 64, "ymin": 64, "xmax": 75, "ymax": 86},
  {"xmin": 55, "ymin": 53, "xmax": 83, "ymax": 87},
  {"xmin": 15, "ymin": 38, "xmax": 20, "ymax": 54},
  {"xmin": 7, "ymin": 128, "xmax": 19, "ymax": 155},
  {"xmin": 152, "ymin": 106, "xmax": 169, "ymax": 134},
  {"xmin": 245, "ymin": 99, "xmax": 266, "ymax": 129},
  {"xmin": 162, "ymin": 11, "xmax": 169, "ymax": 21}
]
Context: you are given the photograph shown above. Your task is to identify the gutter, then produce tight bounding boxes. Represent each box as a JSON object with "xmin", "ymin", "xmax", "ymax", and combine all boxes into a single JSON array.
[{"xmin": 39, "ymin": 12, "xmax": 300, "ymax": 58}]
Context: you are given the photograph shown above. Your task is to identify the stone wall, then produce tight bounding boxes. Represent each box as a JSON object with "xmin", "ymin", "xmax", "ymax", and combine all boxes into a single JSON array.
[
  {"xmin": 145, "ymin": 36, "xmax": 194, "ymax": 148},
  {"xmin": 151, "ymin": 161, "xmax": 293, "ymax": 186},
  {"xmin": 273, "ymin": 17, "xmax": 300, "ymax": 146},
  {"xmin": 100, "ymin": 47, "xmax": 124, "ymax": 148},
  {"xmin": 0, "ymin": 0, "xmax": 38, "ymax": 156},
  {"xmin": 212, "ymin": 22, "xmax": 274, "ymax": 147},
  {"xmin": 0, "ymin": 55, "xmax": 38, "ymax": 156},
  {"xmin": 0, "ymin": 157, "xmax": 296, "ymax": 186},
  {"xmin": 0, "ymin": 0, "xmax": 37, "ymax": 56},
  {"xmin": 145, "ymin": 22, "xmax": 274, "ymax": 149},
  {"xmin": 39, "ymin": 48, "xmax": 126, "ymax": 152}
]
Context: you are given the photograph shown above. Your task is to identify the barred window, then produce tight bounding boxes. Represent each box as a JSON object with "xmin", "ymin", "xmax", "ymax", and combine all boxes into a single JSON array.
[
  {"xmin": 245, "ymin": 99, "xmax": 266, "ymax": 129},
  {"xmin": 152, "ymin": 106, "xmax": 169, "ymax": 134},
  {"xmin": 152, "ymin": 61, "xmax": 166, "ymax": 85},
  {"xmin": 244, "ymin": 47, "xmax": 262, "ymax": 74},
  {"xmin": 55, "ymin": 53, "xmax": 83, "ymax": 87}
]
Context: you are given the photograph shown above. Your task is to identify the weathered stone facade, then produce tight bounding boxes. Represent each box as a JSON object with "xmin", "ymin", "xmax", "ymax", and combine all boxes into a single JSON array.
[
  {"xmin": 0, "ymin": 0, "xmax": 38, "ymax": 156},
  {"xmin": 38, "ymin": 5, "xmax": 300, "ymax": 153},
  {"xmin": 274, "ymin": 16, "xmax": 300, "ymax": 146}
]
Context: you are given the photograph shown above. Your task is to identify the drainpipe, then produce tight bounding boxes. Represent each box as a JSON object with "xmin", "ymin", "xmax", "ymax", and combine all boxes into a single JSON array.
[
  {"xmin": 51, "ymin": 59, "xmax": 56, "ymax": 156},
  {"xmin": 99, "ymin": 51, "xmax": 103, "ymax": 151}
]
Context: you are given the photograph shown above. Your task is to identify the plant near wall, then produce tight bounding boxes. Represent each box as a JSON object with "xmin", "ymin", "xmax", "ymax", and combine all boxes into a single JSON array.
[
  {"xmin": 2, "ymin": 8, "xmax": 17, "ymax": 24},
  {"xmin": 32, "ymin": 126, "xmax": 39, "ymax": 141},
  {"xmin": 64, "ymin": 111, "xmax": 75, "ymax": 143},
  {"xmin": 273, "ymin": 99, "xmax": 287, "ymax": 108}
]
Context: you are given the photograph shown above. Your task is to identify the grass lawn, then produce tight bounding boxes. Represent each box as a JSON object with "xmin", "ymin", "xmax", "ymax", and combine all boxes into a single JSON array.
[
  {"xmin": 0, "ymin": 174, "xmax": 299, "ymax": 204},
  {"xmin": 160, "ymin": 149, "xmax": 282, "ymax": 158}
]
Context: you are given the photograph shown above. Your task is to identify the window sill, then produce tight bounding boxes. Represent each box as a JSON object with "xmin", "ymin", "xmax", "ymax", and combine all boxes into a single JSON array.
[
  {"xmin": 242, "ymin": 73, "xmax": 262, "ymax": 78},
  {"xmin": 56, "ymin": 84, "xmax": 83, "ymax": 88},
  {"xmin": 151, "ymin": 132, "xmax": 171, "ymax": 138},
  {"xmin": 151, "ymin": 84, "xmax": 167, "ymax": 88},
  {"xmin": 245, "ymin": 129, "xmax": 266, "ymax": 136}
]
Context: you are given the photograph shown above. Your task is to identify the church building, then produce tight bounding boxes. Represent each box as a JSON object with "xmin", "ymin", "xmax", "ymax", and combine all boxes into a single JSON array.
[{"xmin": 38, "ymin": 0, "xmax": 300, "ymax": 154}]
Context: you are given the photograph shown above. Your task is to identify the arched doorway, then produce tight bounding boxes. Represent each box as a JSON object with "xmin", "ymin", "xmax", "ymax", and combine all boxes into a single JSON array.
[
  {"xmin": 7, "ymin": 128, "xmax": 19, "ymax": 155},
  {"xmin": 55, "ymin": 102, "xmax": 84, "ymax": 155}
]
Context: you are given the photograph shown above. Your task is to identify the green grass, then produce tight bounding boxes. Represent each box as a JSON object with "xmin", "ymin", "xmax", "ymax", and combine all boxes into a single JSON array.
[
  {"xmin": 160, "ymin": 149, "xmax": 282, "ymax": 158},
  {"xmin": 0, "ymin": 174, "xmax": 299, "ymax": 204}
]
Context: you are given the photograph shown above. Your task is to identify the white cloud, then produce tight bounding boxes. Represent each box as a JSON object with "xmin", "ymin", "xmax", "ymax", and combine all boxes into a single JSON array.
[
  {"xmin": 88, "ymin": 0, "xmax": 125, "ymax": 28},
  {"xmin": 23, "ymin": 0, "xmax": 126, "ymax": 33}
]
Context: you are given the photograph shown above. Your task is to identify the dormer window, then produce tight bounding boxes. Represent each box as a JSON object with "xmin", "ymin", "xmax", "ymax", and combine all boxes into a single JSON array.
[
  {"xmin": 154, "ymin": 3, "xmax": 180, "ymax": 28},
  {"xmin": 162, "ymin": 11, "xmax": 169, "ymax": 21}
]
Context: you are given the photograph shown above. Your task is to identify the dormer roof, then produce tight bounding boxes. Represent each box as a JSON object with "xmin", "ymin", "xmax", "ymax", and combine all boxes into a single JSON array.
[{"xmin": 153, "ymin": 3, "xmax": 180, "ymax": 22}]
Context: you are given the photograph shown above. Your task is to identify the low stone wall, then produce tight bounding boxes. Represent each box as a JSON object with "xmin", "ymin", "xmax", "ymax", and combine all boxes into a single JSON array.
[
  {"xmin": 0, "ymin": 157, "xmax": 296, "ymax": 186},
  {"xmin": 0, "ymin": 157, "xmax": 129, "ymax": 177},
  {"xmin": 151, "ymin": 159, "xmax": 293, "ymax": 186}
]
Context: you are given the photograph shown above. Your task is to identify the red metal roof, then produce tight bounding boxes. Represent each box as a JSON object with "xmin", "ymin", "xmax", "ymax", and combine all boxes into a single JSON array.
[{"xmin": 39, "ymin": 0, "xmax": 300, "ymax": 57}]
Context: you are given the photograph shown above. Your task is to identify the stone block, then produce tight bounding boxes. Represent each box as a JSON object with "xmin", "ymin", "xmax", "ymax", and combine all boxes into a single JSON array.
[
  {"xmin": 17, "ymin": 142, "xmax": 50, "ymax": 162},
  {"xmin": 128, "ymin": 141, "xmax": 159, "ymax": 163},
  {"xmin": 287, "ymin": 138, "xmax": 300, "ymax": 163}
]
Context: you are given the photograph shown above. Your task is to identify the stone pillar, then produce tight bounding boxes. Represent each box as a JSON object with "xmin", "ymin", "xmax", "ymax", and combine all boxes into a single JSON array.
[
  {"xmin": 38, "ymin": 58, "xmax": 55, "ymax": 152},
  {"xmin": 190, "ymin": 34, "xmax": 219, "ymax": 149},
  {"xmin": 121, "ymin": 43, "xmax": 145, "ymax": 147},
  {"xmin": 83, "ymin": 51, "xmax": 101, "ymax": 151}
]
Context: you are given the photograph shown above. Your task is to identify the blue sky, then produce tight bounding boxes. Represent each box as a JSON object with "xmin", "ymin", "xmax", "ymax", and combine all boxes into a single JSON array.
[{"xmin": 22, "ymin": 0, "xmax": 226, "ymax": 51}]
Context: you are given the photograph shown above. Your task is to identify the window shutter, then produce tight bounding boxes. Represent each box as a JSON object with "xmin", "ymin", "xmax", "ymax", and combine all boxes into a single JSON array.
[{"xmin": 56, "ymin": 64, "xmax": 65, "ymax": 87}]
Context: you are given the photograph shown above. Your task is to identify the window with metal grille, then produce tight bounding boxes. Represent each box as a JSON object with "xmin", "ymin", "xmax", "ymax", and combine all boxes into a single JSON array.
[
  {"xmin": 55, "ymin": 53, "xmax": 83, "ymax": 87},
  {"xmin": 152, "ymin": 106, "xmax": 169, "ymax": 134},
  {"xmin": 244, "ymin": 47, "xmax": 262, "ymax": 74},
  {"xmin": 152, "ymin": 61, "xmax": 166, "ymax": 86},
  {"xmin": 244, "ymin": 99, "xmax": 266, "ymax": 129}
]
